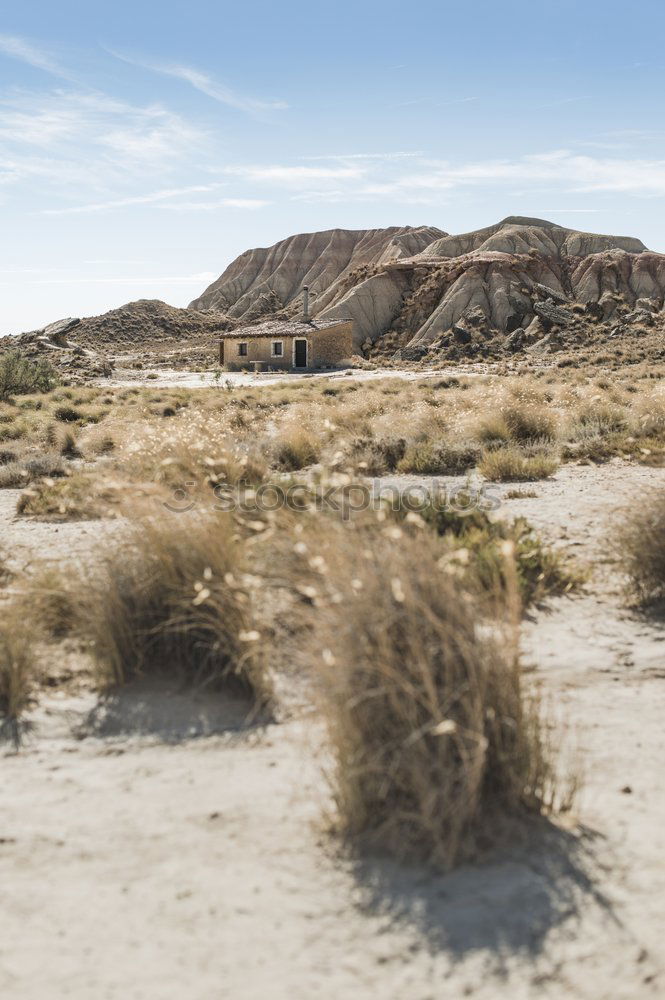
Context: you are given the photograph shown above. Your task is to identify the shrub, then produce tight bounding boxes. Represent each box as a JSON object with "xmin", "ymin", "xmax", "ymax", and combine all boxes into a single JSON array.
[
  {"xmin": 397, "ymin": 440, "xmax": 480, "ymax": 475},
  {"xmin": 347, "ymin": 436, "xmax": 406, "ymax": 475},
  {"xmin": 53, "ymin": 405, "xmax": 82, "ymax": 423},
  {"xmin": 274, "ymin": 429, "xmax": 320, "ymax": 470},
  {"xmin": 0, "ymin": 453, "xmax": 65, "ymax": 489},
  {"xmin": 504, "ymin": 405, "xmax": 558, "ymax": 443},
  {"xmin": 77, "ymin": 513, "xmax": 271, "ymax": 706},
  {"xmin": 0, "ymin": 351, "xmax": 57, "ymax": 401},
  {"xmin": 314, "ymin": 535, "xmax": 569, "ymax": 867},
  {"xmin": 479, "ymin": 446, "xmax": 559, "ymax": 482}
]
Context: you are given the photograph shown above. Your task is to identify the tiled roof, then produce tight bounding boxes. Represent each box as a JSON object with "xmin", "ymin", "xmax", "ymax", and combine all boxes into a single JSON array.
[{"xmin": 221, "ymin": 318, "xmax": 351, "ymax": 338}]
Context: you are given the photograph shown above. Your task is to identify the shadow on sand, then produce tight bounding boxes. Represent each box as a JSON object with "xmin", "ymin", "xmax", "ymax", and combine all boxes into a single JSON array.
[
  {"xmin": 350, "ymin": 820, "xmax": 617, "ymax": 964},
  {"xmin": 77, "ymin": 676, "xmax": 270, "ymax": 743}
]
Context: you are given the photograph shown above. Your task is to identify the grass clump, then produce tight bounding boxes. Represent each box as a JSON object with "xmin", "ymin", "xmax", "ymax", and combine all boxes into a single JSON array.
[
  {"xmin": 397, "ymin": 440, "xmax": 480, "ymax": 475},
  {"xmin": 315, "ymin": 535, "xmax": 570, "ymax": 868},
  {"xmin": 274, "ymin": 429, "xmax": 320, "ymax": 471},
  {"xmin": 0, "ymin": 351, "xmax": 57, "ymax": 401},
  {"xmin": 0, "ymin": 604, "xmax": 38, "ymax": 743},
  {"xmin": 479, "ymin": 446, "xmax": 559, "ymax": 482},
  {"xmin": 78, "ymin": 513, "xmax": 271, "ymax": 706},
  {"xmin": 614, "ymin": 491, "xmax": 665, "ymax": 604},
  {"xmin": 0, "ymin": 453, "xmax": 65, "ymax": 489}
]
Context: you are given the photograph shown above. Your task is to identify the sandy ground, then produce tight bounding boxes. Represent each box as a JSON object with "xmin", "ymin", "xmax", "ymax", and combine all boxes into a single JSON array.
[
  {"xmin": 1, "ymin": 461, "xmax": 664, "ymax": 999},
  {"xmin": 99, "ymin": 364, "xmax": 493, "ymax": 389}
]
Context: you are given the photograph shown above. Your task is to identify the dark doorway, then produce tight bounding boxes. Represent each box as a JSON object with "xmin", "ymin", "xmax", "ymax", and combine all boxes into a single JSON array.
[{"xmin": 294, "ymin": 339, "xmax": 308, "ymax": 368}]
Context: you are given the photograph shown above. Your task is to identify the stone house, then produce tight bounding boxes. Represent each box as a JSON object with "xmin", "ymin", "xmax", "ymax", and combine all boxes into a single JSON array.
[{"xmin": 219, "ymin": 317, "xmax": 353, "ymax": 372}]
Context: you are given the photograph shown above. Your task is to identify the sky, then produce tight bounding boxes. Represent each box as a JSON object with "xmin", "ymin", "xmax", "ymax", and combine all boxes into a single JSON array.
[{"xmin": 1, "ymin": 0, "xmax": 665, "ymax": 335}]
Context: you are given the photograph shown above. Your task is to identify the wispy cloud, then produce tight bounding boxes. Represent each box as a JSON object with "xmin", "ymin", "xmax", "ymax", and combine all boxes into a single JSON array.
[
  {"xmin": 301, "ymin": 152, "xmax": 423, "ymax": 162},
  {"xmin": 40, "ymin": 183, "xmax": 226, "ymax": 215},
  {"xmin": 108, "ymin": 49, "xmax": 287, "ymax": 114},
  {"xmin": 287, "ymin": 150, "xmax": 665, "ymax": 202},
  {"xmin": 222, "ymin": 164, "xmax": 365, "ymax": 184},
  {"xmin": 162, "ymin": 197, "xmax": 270, "ymax": 211},
  {"xmin": 0, "ymin": 33, "xmax": 71, "ymax": 79}
]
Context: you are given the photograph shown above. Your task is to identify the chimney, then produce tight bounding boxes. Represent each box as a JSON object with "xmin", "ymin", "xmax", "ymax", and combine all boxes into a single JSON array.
[{"xmin": 302, "ymin": 285, "xmax": 310, "ymax": 322}]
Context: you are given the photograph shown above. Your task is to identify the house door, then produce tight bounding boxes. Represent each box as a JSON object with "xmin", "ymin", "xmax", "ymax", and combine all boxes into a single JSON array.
[{"xmin": 294, "ymin": 339, "xmax": 308, "ymax": 368}]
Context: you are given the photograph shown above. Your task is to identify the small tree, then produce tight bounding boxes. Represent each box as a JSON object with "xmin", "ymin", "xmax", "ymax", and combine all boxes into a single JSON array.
[{"xmin": 0, "ymin": 351, "xmax": 58, "ymax": 401}]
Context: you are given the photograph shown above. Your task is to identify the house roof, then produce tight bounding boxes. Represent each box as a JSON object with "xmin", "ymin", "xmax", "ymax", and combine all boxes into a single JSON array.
[{"xmin": 221, "ymin": 317, "xmax": 351, "ymax": 338}]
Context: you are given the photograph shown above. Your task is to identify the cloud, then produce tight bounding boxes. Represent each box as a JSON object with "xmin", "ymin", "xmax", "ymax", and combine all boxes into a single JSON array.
[
  {"xmin": 301, "ymin": 152, "xmax": 423, "ymax": 162},
  {"xmin": 278, "ymin": 150, "xmax": 665, "ymax": 204},
  {"xmin": 109, "ymin": 49, "xmax": 287, "ymax": 114},
  {"xmin": 162, "ymin": 197, "xmax": 270, "ymax": 211},
  {"xmin": 40, "ymin": 183, "xmax": 226, "ymax": 215},
  {"xmin": 0, "ymin": 33, "xmax": 71, "ymax": 78},
  {"xmin": 222, "ymin": 164, "xmax": 366, "ymax": 184}
]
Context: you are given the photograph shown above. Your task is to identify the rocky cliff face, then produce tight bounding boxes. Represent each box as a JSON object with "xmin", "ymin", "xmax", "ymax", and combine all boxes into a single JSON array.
[
  {"xmin": 189, "ymin": 217, "xmax": 665, "ymax": 360},
  {"xmin": 188, "ymin": 226, "xmax": 446, "ymax": 318}
]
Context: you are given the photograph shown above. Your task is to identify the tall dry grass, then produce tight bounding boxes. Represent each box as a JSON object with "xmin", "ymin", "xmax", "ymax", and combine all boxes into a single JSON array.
[
  {"xmin": 308, "ymin": 530, "xmax": 570, "ymax": 868},
  {"xmin": 77, "ymin": 512, "xmax": 271, "ymax": 706},
  {"xmin": 0, "ymin": 603, "xmax": 38, "ymax": 743},
  {"xmin": 614, "ymin": 490, "xmax": 665, "ymax": 604}
]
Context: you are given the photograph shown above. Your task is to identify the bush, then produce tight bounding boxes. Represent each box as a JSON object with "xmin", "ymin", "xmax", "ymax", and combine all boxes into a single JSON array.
[
  {"xmin": 0, "ymin": 351, "xmax": 57, "ymax": 401},
  {"xmin": 274, "ymin": 429, "xmax": 320, "ymax": 471},
  {"xmin": 53, "ymin": 405, "xmax": 82, "ymax": 423},
  {"xmin": 479, "ymin": 446, "xmax": 559, "ymax": 482},
  {"xmin": 314, "ymin": 535, "xmax": 568, "ymax": 867},
  {"xmin": 0, "ymin": 453, "xmax": 65, "ymax": 489},
  {"xmin": 397, "ymin": 440, "xmax": 480, "ymax": 475},
  {"xmin": 77, "ymin": 513, "xmax": 272, "ymax": 706}
]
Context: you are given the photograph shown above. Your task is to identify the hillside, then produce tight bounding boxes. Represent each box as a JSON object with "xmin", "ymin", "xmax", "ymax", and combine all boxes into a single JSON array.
[
  {"xmin": 192, "ymin": 217, "xmax": 665, "ymax": 362},
  {"xmin": 188, "ymin": 226, "xmax": 446, "ymax": 318}
]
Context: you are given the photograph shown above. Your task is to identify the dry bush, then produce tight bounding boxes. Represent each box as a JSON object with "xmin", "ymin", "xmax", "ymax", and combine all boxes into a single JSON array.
[
  {"xmin": 17, "ymin": 472, "xmax": 109, "ymax": 519},
  {"xmin": 313, "ymin": 534, "xmax": 569, "ymax": 868},
  {"xmin": 479, "ymin": 446, "xmax": 559, "ymax": 482},
  {"xmin": 614, "ymin": 491, "xmax": 665, "ymax": 604},
  {"xmin": 0, "ymin": 603, "xmax": 38, "ymax": 742},
  {"xmin": 273, "ymin": 429, "xmax": 320, "ymax": 471},
  {"xmin": 397, "ymin": 440, "xmax": 480, "ymax": 475},
  {"xmin": 0, "ymin": 453, "xmax": 65, "ymax": 489},
  {"xmin": 77, "ymin": 512, "xmax": 271, "ymax": 706}
]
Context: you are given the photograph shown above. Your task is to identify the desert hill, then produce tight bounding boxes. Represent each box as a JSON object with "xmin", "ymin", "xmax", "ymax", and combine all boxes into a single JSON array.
[
  {"xmin": 193, "ymin": 217, "xmax": 665, "ymax": 362},
  {"xmin": 4, "ymin": 218, "xmax": 665, "ymax": 370},
  {"xmin": 188, "ymin": 226, "xmax": 446, "ymax": 319}
]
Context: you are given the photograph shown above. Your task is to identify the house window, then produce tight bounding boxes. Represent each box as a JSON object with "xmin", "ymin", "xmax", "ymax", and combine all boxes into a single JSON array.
[
  {"xmin": 238, "ymin": 342, "xmax": 248, "ymax": 357},
  {"xmin": 271, "ymin": 341, "xmax": 284, "ymax": 357}
]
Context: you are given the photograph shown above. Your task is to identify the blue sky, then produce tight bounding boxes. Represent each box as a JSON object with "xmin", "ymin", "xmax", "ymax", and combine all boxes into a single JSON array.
[{"xmin": 1, "ymin": 0, "xmax": 665, "ymax": 334}]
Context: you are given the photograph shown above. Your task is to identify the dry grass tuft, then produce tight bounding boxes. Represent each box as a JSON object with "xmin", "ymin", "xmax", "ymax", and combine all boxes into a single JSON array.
[
  {"xmin": 614, "ymin": 491, "xmax": 665, "ymax": 604},
  {"xmin": 0, "ymin": 603, "xmax": 38, "ymax": 743},
  {"xmin": 77, "ymin": 513, "xmax": 271, "ymax": 706},
  {"xmin": 314, "ymin": 535, "xmax": 570, "ymax": 868},
  {"xmin": 273, "ymin": 429, "xmax": 320, "ymax": 471},
  {"xmin": 479, "ymin": 446, "xmax": 559, "ymax": 482}
]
